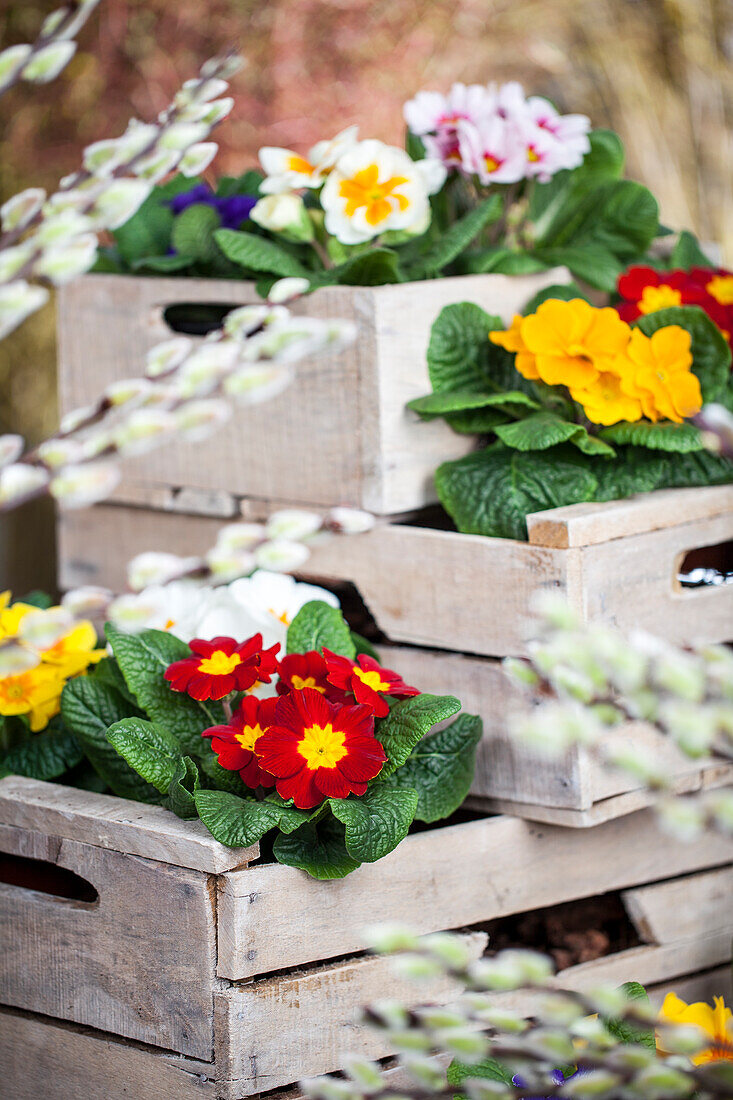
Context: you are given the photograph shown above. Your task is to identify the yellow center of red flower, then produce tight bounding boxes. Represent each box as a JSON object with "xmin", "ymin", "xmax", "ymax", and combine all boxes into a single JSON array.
[
  {"xmin": 197, "ymin": 650, "xmax": 242, "ymax": 675},
  {"xmin": 235, "ymin": 723, "xmax": 265, "ymax": 752},
  {"xmin": 353, "ymin": 666, "xmax": 391, "ymax": 693},
  {"xmin": 298, "ymin": 722, "xmax": 347, "ymax": 769},
  {"xmin": 339, "ymin": 165, "xmax": 410, "ymax": 226},
  {"xmin": 291, "ymin": 674, "xmax": 325, "ymax": 693},
  {"xmin": 638, "ymin": 285, "xmax": 682, "ymax": 313},
  {"xmin": 707, "ymin": 274, "xmax": 733, "ymax": 305}
]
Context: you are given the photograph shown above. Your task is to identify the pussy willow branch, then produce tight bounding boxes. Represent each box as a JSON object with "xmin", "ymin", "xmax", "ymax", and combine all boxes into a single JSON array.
[{"xmin": 0, "ymin": 0, "xmax": 100, "ymax": 102}]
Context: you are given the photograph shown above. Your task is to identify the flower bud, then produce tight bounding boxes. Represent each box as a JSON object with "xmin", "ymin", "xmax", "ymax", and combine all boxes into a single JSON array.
[
  {"xmin": 250, "ymin": 194, "xmax": 314, "ymax": 243},
  {"xmin": 267, "ymin": 277, "xmax": 311, "ymax": 304},
  {"xmin": 176, "ymin": 342, "xmax": 238, "ymax": 397},
  {"xmin": 37, "ymin": 438, "xmax": 86, "ymax": 469},
  {"xmin": 420, "ymin": 932, "xmax": 473, "ymax": 971},
  {"xmin": 127, "ymin": 551, "xmax": 200, "ymax": 590},
  {"xmin": 569, "ymin": 1015, "xmax": 615, "ymax": 1048},
  {"xmin": 182, "ymin": 98, "xmax": 234, "ymax": 126},
  {"xmin": 0, "ymin": 435, "xmax": 24, "ymax": 468},
  {"xmin": 223, "ymin": 363, "xmax": 293, "ymax": 405},
  {"xmin": 1, "ymin": 187, "xmax": 46, "ymax": 232},
  {"xmin": 0, "ymin": 280, "xmax": 49, "ymax": 339},
  {"xmin": 200, "ymin": 54, "xmax": 244, "ymax": 80},
  {"xmin": 532, "ymin": 590, "xmax": 582, "ymax": 630},
  {"xmin": 224, "ymin": 305, "xmax": 271, "ymax": 338},
  {"xmin": 50, "ymin": 461, "xmax": 121, "ymax": 509},
  {"xmin": 603, "ymin": 741, "xmax": 670, "ymax": 788},
  {"xmin": 146, "ymin": 337, "xmax": 192, "ymax": 378},
  {"xmin": 43, "ymin": 0, "xmax": 102, "ymax": 40},
  {"xmin": 399, "ymin": 1053, "xmax": 446, "ymax": 1091},
  {"xmin": 134, "ymin": 149, "xmax": 180, "ymax": 183},
  {"xmin": 107, "ymin": 592, "xmax": 163, "ymax": 633},
  {"xmin": 22, "ymin": 40, "xmax": 77, "ymax": 83},
  {"xmin": 467, "ymin": 955, "xmax": 524, "ymax": 992},
  {"xmin": 0, "ymin": 244, "xmax": 33, "ymax": 283},
  {"xmin": 59, "ymin": 403, "xmax": 97, "ymax": 435},
  {"xmin": 0, "ymin": 45, "xmax": 32, "ymax": 92},
  {"xmin": 656, "ymin": 795, "xmax": 704, "ymax": 841},
  {"xmin": 35, "ymin": 209, "xmax": 94, "ymax": 247},
  {"xmin": 104, "ymin": 377, "xmax": 153, "ymax": 409},
  {"xmin": 83, "ymin": 139, "xmax": 125, "ymax": 176},
  {"xmin": 0, "ymin": 643, "xmax": 40, "ymax": 676},
  {"xmin": 114, "ymin": 408, "xmax": 177, "ymax": 456},
  {"xmin": 300, "ymin": 1077, "xmax": 357, "ymax": 1100},
  {"xmin": 363, "ymin": 923, "xmax": 420, "ymax": 954},
  {"xmin": 340, "ymin": 1054, "xmax": 384, "ymax": 1094},
  {"xmin": 468, "ymin": 1004, "xmax": 531, "ymax": 1032},
  {"xmin": 176, "ymin": 77, "xmax": 229, "ymax": 106},
  {"xmin": 391, "ymin": 953, "xmax": 445, "ymax": 982},
  {"xmin": 0, "ymin": 462, "xmax": 50, "ymax": 507},
  {"xmin": 707, "ymin": 788, "xmax": 733, "ymax": 832},
  {"xmin": 92, "ymin": 178, "xmax": 152, "ymax": 229},
  {"xmin": 254, "ymin": 538, "xmax": 310, "ymax": 572},
  {"xmin": 327, "ymin": 507, "xmax": 375, "ymax": 535},
  {"xmin": 118, "ymin": 120, "xmax": 159, "ymax": 158},
  {"xmin": 174, "ymin": 399, "xmax": 231, "ymax": 442},
  {"xmin": 205, "ymin": 547, "xmax": 256, "ymax": 583},
  {"xmin": 215, "ymin": 523, "xmax": 265, "ymax": 552},
  {"xmin": 322, "ymin": 318, "xmax": 357, "ymax": 351},
  {"xmin": 159, "ymin": 122, "xmax": 210, "ymax": 152},
  {"xmin": 35, "ymin": 233, "xmax": 98, "ymax": 284},
  {"xmin": 563, "ymin": 1070, "xmax": 622, "ymax": 1097},
  {"xmin": 19, "ymin": 607, "xmax": 74, "ymax": 652},
  {"xmin": 179, "ymin": 142, "xmax": 218, "ymax": 177},
  {"xmin": 630, "ymin": 1065, "xmax": 694, "ymax": 1099},
  {"xmin": 464, "ymin": 1080, "xmax": 509, "ymax": 1100},
  {"xmin": 62, "ymin": 586, "xmax": 113, "ymax": 618},
  {"xmin": 433, "ymin": 1027, "xmax": 488, "ymax": 1062},
  {"xmin": 266, "ymin": 509, "xmax": 322, "ymax": 542}
]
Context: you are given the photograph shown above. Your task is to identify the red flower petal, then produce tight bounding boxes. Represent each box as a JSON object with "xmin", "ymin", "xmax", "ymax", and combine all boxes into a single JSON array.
[
  {"xmin": 276, "ymin": 768, "xmax": 323, "ymax": 809},
  {"xmin": 314, "ymin": 767, "xmax": 352, "ymax": 798},
  {"xmin": 323, "ymin": 648, "xmax": 356, "ymax": 691},
  {"xmin": 617, "ymin": 266, "xmax": 661, "ymax": 299}
]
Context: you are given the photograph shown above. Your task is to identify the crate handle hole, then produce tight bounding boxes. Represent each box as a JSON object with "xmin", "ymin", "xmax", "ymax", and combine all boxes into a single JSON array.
[
  {"xmin": 0, "ymin": 852, "xmax": 98, "ymax": 905},
  {"xmin": 677, "ymin": 539, "xmax": 733, "ymax": 590},
  {"xmin": 161, "ymin": 302, "xmax": 241, "ymax": 337}
]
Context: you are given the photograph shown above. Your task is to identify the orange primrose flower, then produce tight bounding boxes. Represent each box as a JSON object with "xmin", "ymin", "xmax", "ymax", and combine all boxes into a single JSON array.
[
  {"xmin": 255, "ymin": 687, "xmax": 386, "ymax": 808},
  {"xmin": 489, "ymin": 315, "xmax": 540, "ymax": 380},
  {"xmin": 619, "ymin": 326, "xmax": 702, "ymax": 423},
  {"xmin": 569, "ymin": 370, "xmax": 644, "ymax": 426}
]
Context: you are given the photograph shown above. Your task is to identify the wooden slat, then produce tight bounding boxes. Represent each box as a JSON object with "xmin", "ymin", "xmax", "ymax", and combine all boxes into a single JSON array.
[
  {"xmin": 215, "ymin": 933, "xmax": 487, "ymax": 1095},
  {"xmin": 648, "ymin": 966, "xmax": 732, "ymax": 1006},
  {"xmin": 623, "ymin": 866, "xmax": 733, "ymax": 944},
  {"xmin": 0, "ymin": 827, "xmax": 216, "ymax": 1058},
  {"xmin": 527, "ymin": 485, "xmax": 733, "ymax": 548},
  {"xmin": 216, "ymin": 808, "xmax": 733, "ymax": 981},
  {"xmin": 0, "ymin": 777, "xmax": 257, "ymax": 874},
  {"xmin": 0, "ymin": 1008, "xmax": 216, "ymax": 1100}
]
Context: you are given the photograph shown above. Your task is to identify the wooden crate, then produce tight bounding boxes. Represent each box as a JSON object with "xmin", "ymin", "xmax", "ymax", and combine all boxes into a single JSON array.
[
  {"xmin": 1, "ymin": 777, "xmax": 730, "ymax": 1100},
  {"xmin": 57, "ymin": 489, "xmax": 733, "ymax": 824},
  {"xmin": 57, "ymin": 268, "xmax": 566, "ymax": 517}
]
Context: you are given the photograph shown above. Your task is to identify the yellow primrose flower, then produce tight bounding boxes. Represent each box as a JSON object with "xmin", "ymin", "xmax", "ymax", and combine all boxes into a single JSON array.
[
  {"xmin": 638, "ymin": 284, "xmax": 683, "ymax": 313},
  {"xmin": 707, "ymin": 273, "xmax": 733, "ymax": 306},
  {"xmin": 0, "ymin": 664, "xmax": 65, "ymax": 732},
  {"xmin": 489, "ymin": 315, "xmax": 540, "ymax": 380},
  {"xmin": 570, "ymin": 370, "xmax": 644, "ymax": 426},
  {"xmin": 619, "ymin": 326, "xmax": 702, "ymax": 423},
  {"xmin": 0, "ymin": 591, "xmax": 34, "ymax": 641},
  {"xmin": 38, "ymin": 618, "xmax": 106, "ymax": 678},
  {"xmin": 658, "ymin": 993, "xmax": 733, "ymax": 1065},
  {"xmin": 492, "ymin": 299, "xmax": 632, "ymax": 389}
]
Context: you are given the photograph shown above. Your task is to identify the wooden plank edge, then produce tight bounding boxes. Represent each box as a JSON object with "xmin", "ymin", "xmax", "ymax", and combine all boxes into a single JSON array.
[{"xmin": 0, "ymin": 777, "xmax": 257, "ymax": 874}]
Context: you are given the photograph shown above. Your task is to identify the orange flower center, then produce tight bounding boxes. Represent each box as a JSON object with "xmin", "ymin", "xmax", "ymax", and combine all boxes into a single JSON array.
[
  {"xmin": 298, "ymin": 723, "xmax": 347, "ymax": 769},
  {"xmin": 197, "ymin": 650, "xmax": 241, "ymax": 676},
  {"xmin": 291, "ymin": 674, "xmax": 325, "ymax": 693},
  {"xmin": 339, "ymin": 164, "xmax": 410, "ymax": 226},
  {"xmin": 287, "ymin": 154, "xmax": 314, "ymax": 175},
  {"xmin": 484, "ymin": 154, "xmax": 501, "ymax": 173},
  {"xmin": 527, "ymin": 146, "xmax": 540, "ymax": 163},
  {"xmin": 707, "ymin": 274, "xmax": 733, "ymax": 305},
  {"xmin": 0, "ymin": 677, "xmax": 28, "ymax": 702},
  {"xmin": 235, "ymin": 723, "xmax": 265, "ymax": 752},
  {"xmin": 638, "ymin": 285, "xmax": 682, "ymax": 313},
  {"xmin": 268, "ymin": 606, "xmax": 290, "ymax": 626},
  {"xmin": 353, "ymin": 666, "xmax": 391, "ymax": 693}
]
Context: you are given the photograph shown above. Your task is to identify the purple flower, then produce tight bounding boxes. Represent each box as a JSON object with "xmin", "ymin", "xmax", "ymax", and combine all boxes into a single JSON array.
[
  {"xmin": 167, "ymin": 183, "xmax": 258, "ymax": 229},
  {"xmin": 511, "ymin": 1068, "xmax": 586, "ymax": 1097}
]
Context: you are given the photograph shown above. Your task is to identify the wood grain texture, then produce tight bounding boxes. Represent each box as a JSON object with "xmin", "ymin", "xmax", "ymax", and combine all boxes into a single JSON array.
[
  {"xmin": 622, "ymin": 865, "xmax": 733, "ymax": 945},
  {"xmin": 527, "ymin": 485, "xmax": 733, "ymax": 548},
  {"xmin": 0, "ymin": 1008, "xmax": 217, "ymax": 1100},
  {"xmin": 215, "ymin": 933, "xmax": 487, "ymax": 1095},
  {"xmin": 58, "ymin": 270, "xmax": 566, "ymax": 515},
  {"xmin": 216, "ymin": 809, "xmax": 733, "ymax": 981},
  {"xmin": 0, "ymin": 826, "xmax": 216, "ymax": 1058},
  {"xmin": 0, "ymin": 777, "xmax": 257, "ymax": 873}
]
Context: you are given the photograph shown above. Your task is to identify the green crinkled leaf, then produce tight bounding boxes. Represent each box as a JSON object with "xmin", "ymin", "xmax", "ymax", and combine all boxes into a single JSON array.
[
  {"xmin": 603, "ymin": 981, "xmax": 656, "ymax": 1050},
  {"xmin": 447, "ymin": 1058, "xmax": 514, "ymax": 1088},
  {"xmin": 329, "ymin": 786, "xmax": 418, "ymax": 862},
  {"xmin": 532, "ymin": 242, "xmax": 623, "ymax": 292},
  {"xmin": 427, "ymin": 303, "xmax": 535, "ymax": 397},
  {"xmin": 495, "ymin": 411, "xmax": 615, "ymax": 456},
  {"xmin": 408, "ymin": 389, "xmax": 540, "ymax": 419},
  {"xmin": 409, "ymin": 195, "xmax": 502, "ymax": 277},
  {"xmin": 286, "ymin": 600, "xmax": 356, "ymax": 659},
  {"xmin": 633, "ymin": 305, "xmax": 731, "ymax": 402},
  {"xmin": 1, "ymin": 727, "xmax": 83, "ymax": 780},
  {"xmin": 106, "ymin": 718, "xmax": 183, "ymax": 794},
  {"xmin": 215, "ymin": 170, "xmax": 263, "ymax": 197},
  {"xmin": 669, "ymin": 230, "xmax": 713, "ymax": 269},
  {"xmin": 384, "ymin": 713, "xmax": 482, "ymax": 823},
  {"xmin": 194, "ymin": 788, "xmax": 311, "ymax": 846},
  {"xmin": 112, "ymin": 175, "xmax": 195, "ymax": 263},
  {"xmin": 105, "ymin": 626, "xmax": 223, "ymax": 754},
  {"xmin": 599, "ymin": 420, "xmax": 704, "ymax": 452},
  {"xmin": 273, "ymin": 815, "xmax": 361, "ymax": 879},
  {"xmin": 213, "ymin": 228, "xmax": 309, "ymax": 277},
  {"xmin": 522, "ymin": 282, "xmax": 591, "ymax": 313},
  {"xmin": 536, "ymin": 179, "xmax": 659, "ymax": 262},
  {"xmin": 444, "ymin": 408, "xmax": 513, "ymax": 435},
  {"xmin": 89, "ymin": 656, "xmax": 139, "ymax": 708},
  {"xmin": 130, "ymin": 253, "xmax": 194, "ymax": 273},
  {"xmin": 166, "ymin": 756, "xmax": 201, "ymax": 819},
  {"xmin": 593, "ymin": 446, "xmax": 733, "ymax": 502},
  {"xmin": 60, "ymin": 676, "xmax": 162, "ymax": 802},
  {"xmin": 351, "ymin": 631, "xmax": 380, "ymax": 660},
  {"xmin": 436, "ymin": 444, "xmax": 599, "ymax": 539},
  {"xmin": 529, "ymin": 129, "xmax": 625, "ymax": 229},
  {"xmin": 17, "ymin": 590, "xmax": 53, "ymax": 609},
  {"xmin": 171, "ymin": 203, "xmax": 222, "ymax": 264},
  {"xmin": 198, "ymin": 752, "xmax": 249, "ymax": 794},
  {"xmin": 376, "ymin": 693, "xmax": 461, "ymax": 777},
  {"xmin": 331, "ymin": 247, "xmax": 402, "ymax": 286}
]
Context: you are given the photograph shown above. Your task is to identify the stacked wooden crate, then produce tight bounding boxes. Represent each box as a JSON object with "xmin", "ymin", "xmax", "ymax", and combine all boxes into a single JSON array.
[{"xmin": 1, "ymin": 776, "xmax": 731, "ymax": 1100}]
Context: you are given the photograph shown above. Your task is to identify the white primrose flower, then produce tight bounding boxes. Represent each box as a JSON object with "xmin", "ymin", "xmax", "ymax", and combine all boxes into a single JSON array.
[
  {"xmin": 321, "ymin": 139, "xmax": 446, "ymax": 245},
  {"xmin": 250, "ymin": 193, "xmax": 314, "ymax": 242},
  {"xmin": 0, "ymin": 281, "xmax": 49, "ymax": 340},
  {"xmin": 49, "ymin": 461, "xmax": 121, "ymax": 509},
  {"xmin": 0, "ymin": 462, "xmax": 50, "ymax": 507},
  {"xmin": 1, "ymin": 188, "xmax": 46, "ymax": 232},
  {"xmin": 227, "ymin": 569, "xmax": 339, "ymax": 640},
  {"xmin": 259, "ymin": 125, "xmax": 359, "ymax": 193}
]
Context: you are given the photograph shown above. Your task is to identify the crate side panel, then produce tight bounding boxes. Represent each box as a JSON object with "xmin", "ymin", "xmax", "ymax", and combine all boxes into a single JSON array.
[{"xmin": 0, "ymin": 831, "xmax": 216, "ymax": 1058}]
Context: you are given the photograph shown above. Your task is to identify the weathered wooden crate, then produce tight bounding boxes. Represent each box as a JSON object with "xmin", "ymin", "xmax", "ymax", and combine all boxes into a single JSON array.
[
  {"xmin": 58, "ymin": 486, "xmax": 733, "ymax": 824},
  {"xmin": 1, "ymin": 777, "xmax": 730, "ymax": 1100},
  {"xmin": 57, "ymin": 268, "xmax": 566, "ymax": 517}
]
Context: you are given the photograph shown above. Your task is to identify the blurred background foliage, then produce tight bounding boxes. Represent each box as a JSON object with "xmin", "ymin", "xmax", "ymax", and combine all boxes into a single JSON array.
[{"xmin": 0, "ymin": 0, "xmax": 731, "ymax": 591}]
